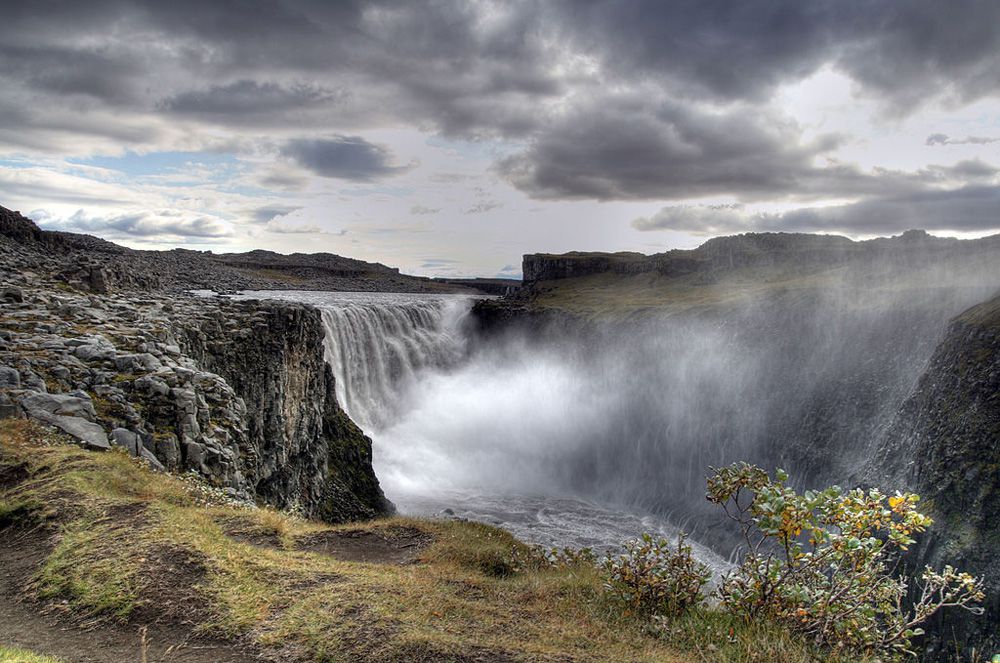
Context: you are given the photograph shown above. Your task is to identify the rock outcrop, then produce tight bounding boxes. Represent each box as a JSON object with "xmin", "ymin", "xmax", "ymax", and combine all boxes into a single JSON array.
[
  {"xmin": 869, "ymin": 293, "xmax": 1000, "ymax": 657},
  {"xmin": 0, "ymin": 206, "xmax": 391, "ymax": 522},
  {"xmin": 519, "ymin": 230, "xmax": 1000, "ymax": 286}
]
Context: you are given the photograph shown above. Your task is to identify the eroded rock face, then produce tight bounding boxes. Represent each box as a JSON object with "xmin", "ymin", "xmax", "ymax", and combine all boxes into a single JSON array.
[
  {"xmin": 0, "ymin": 213, "xmax": 391, "ymax": 522},
  {"xmin": 869, "ymin": 295, "xmax": 1000, "ymax": 658}
]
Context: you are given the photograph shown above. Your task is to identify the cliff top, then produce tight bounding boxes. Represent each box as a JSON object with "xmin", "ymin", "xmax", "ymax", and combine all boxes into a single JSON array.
[{"xmin": 514, "ymin": 230, "xmax": 1000, "ymax": 317}]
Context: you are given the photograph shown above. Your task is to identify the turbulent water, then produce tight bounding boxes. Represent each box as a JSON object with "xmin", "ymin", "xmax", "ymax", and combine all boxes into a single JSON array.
[
  {"xmin": 238, "ymin": 290, "xmax": 727, "ymax": 567},
  {"xmin": 239, "ymin": 278, "xmax": 995, "ymax": 568}
]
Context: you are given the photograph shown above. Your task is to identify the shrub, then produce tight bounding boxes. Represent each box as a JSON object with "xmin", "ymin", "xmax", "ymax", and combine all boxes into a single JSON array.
[
  {"xmin": 601, "ymin": 532, "xmax": 710, "ymax": 619},
  {"xmin": 706, "ymin": 462, "xmax": 984, "ymax": 658}
]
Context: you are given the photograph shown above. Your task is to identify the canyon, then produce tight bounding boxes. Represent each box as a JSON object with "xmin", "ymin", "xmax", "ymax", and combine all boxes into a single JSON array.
[{"xmin": 2, "ymin": 204, "xmax": 1000, "ymax": 659}]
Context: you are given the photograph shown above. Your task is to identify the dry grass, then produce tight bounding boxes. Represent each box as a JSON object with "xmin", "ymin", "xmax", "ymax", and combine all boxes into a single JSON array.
[
  {"xmin": 0, "ymin": 419, "xmax": 868, "ymax": 662},
  {"xmin": 0, "ymin": 646, "xmax": 65, "ymax": 663}
]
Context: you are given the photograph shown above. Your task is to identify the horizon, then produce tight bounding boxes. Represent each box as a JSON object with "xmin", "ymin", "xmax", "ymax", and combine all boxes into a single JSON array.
[{"xmin": 3, "ymin": 2, "xmax": 1000, "ymax": 278}]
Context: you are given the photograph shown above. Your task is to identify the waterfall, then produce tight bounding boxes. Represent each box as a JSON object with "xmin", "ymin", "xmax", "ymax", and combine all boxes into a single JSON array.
[{"xmin": 313, "ymin": 294, "xmax": 475, "ymax": 430}]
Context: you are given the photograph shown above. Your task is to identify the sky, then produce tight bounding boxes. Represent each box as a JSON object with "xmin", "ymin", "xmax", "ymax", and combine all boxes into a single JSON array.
[{"xmin": 2, "ymin": 1, "xmax": 1000, "ymax": 278}]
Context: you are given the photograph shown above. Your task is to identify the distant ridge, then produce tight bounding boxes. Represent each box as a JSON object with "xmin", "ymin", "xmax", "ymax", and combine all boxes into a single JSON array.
[{"xmin": 0, "ymin": 205, "xmax": 512, "ymax": 295}]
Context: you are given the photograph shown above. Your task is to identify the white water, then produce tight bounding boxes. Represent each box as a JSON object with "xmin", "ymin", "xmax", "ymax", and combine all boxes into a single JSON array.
[{"xmin": 237, "ymin": 290, "xmax": 728, "ymax": 569}]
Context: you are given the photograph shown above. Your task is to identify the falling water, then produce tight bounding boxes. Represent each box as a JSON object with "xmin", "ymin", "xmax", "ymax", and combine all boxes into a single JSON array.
[{"xmin": 237, "ymin": 269, "xmax": 997, "ymax": 566}]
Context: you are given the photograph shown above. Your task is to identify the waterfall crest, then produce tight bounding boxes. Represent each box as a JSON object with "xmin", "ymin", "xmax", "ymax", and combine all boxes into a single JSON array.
[{"xmin": 314, "ymin": 294, "xmax": 475, "ymax": 429}]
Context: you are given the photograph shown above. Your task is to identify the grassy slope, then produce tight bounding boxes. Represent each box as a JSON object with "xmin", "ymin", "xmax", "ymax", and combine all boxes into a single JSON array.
[
  {"xmin": 0, "ymin": 420, "xmax": 858, "ymax": 662},
  {"xmin": 0, "ymin": 647, "xmax": 64, "ymax": 663},
  {"xmin": 524, "ymin": 263, "xmax": 855, "ymax": 320}
]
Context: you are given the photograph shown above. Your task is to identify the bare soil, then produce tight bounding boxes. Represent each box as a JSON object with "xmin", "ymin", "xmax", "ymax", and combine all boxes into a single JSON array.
[
  {"xmin": 295, "ymin": 525, "xmax": 432, "ymax": 565},
  {"xmin": 0, "ymin": 528, "xmax": 256, "ymax": 663}
]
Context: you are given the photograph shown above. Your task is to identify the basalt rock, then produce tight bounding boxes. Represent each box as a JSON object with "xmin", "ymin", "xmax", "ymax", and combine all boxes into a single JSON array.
[
  {"xmin": 868, "ymin": 294, "xmax": 1000, "ymax": 659},
  {"xmin": 0, "ymin": 227, "xmax": 392, "ymax": 522}
]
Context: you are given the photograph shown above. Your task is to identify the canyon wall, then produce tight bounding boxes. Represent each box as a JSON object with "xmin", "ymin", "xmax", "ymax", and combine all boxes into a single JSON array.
[{"xmin": 0, "ymin": 208, "xmax": 390, "ymax": 522}]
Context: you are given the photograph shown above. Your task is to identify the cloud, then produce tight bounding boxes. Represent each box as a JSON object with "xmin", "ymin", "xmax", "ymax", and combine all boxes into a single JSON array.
[
  {"xmin": 496, "ymin": 264, "xmax": 522, "ymax": 279},
  {"xmin": 410, "ymin": 205, "xmax": 441, "ymax": 215},
  {"xmin": 464, "ymin": 201, "xmax": 503, "ymax": 214},
  {"xmin": 497, "ymin": 94, "xmax": 850, "ymax": 201},
  {"xmin": 633, "ymin": 205, "xmax": 749, "ymax": 235},
  {"xmin": 250, "ymin": 205, "xmax": 303, "ymax": 224},
  {"xmin": 40, "ymin": 209, "xmax": 234, "ymax": 239},
  {"xmin": 160, "ymin": 80, "xmax": 343, "ymax": 122},
  {"xmin": 633, "ymin": 185, "xmax": 1000, "ymax": 236},
  {"xmin": 281, "ymin": 136, "xmax": 413, "ymax": 181},
  {"xmin": 927, "ymin": 133, "xmax": 1000, "ymax": 146},
  {"xmin": 420, "ymin": 258, "xmax": 460, "ymax": 268},
  {"xmin": 264, "ymin": 220, "xmax": 333, "ymax": 235}
]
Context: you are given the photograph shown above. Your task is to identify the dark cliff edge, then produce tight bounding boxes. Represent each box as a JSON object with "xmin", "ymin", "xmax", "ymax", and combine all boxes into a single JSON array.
[
  {"xmin": 868, "ymin": 294, "xmax": 1000, "ymax": 656},
  {"xmin": 174, "ymin": 300, "xmax": 392, "ymax": 521},
  {"xmin": 0, "ymin": 205, "xmax": 390, "ymax": 522}
]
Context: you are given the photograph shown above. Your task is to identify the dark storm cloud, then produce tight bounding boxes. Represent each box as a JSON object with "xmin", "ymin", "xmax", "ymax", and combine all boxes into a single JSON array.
[
  {"xmin": 2, "ymin": 0, "xmax": 1000, "ymax": 210},
  {"xmin": 633, "ymin": 186, "xmax": 1000, "ymax": 235},
  {"xmin": 161, "ymin": 81, "xmax": 342, "ymax": 118},
  {"xmin": 281, "ymin": 136, "xmax": 412, "ymax": 181},
  {"xmin": 497, "ymin": 95, "xmax": 865, "ymax": 201},
  {"xmin": 250, "ymin": 205, "xmax": 303, "ymax": 224}
]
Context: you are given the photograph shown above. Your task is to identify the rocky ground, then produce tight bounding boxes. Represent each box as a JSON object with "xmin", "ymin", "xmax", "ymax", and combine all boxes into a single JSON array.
[
  {"xmin": 1, "ymin": 206, "xmax": 390, "ymax": 522},
  {"xmin": 0, "ymin": 204, "xmax": 514, "ymax": 295}
]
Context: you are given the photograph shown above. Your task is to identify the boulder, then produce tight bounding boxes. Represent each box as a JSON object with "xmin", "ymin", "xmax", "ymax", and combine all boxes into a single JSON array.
[
  {"xmin": 21, "ymin": 392, "xmax": 97, "ymax": 421},
  {"xmin": 0, "ymin": 366, "xmax": 19, "ymax": 389},
  {"xmin": 0, "ymin": 392, "xmax": 20, "ymax": 419},
  {"xmin": 32, "ymin": 411, "xmax": 110, "ymax": 450},
  {"xmin": 0, "ymin": 286, "xmax": 23, "ymax": 303},
  {"xmin": 110, "ymin": 427, "xmax": 140, "ymax": 455},
  {"xmin": 74, "ymin": 341, "xmax": 116, "ymax": 362}
]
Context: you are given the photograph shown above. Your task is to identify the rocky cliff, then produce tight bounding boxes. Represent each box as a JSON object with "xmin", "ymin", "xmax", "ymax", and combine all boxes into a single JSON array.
[
  {"xmin": 0, "ymin": 206, "xmax": 390, "ymax": 522},
  {"xmin": 868, "ymin": 294, "xmax": 1000, "ymax": 656},
  {"xmin": 520, "ymin": 230, "xmax": 1000, "ymax": 288}
]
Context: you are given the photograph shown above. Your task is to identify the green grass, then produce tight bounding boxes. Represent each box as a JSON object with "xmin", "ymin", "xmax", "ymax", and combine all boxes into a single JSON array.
[
  {"xmin": 0, "ymin": 646, "xmax": 65, "ymax": 663},
  {"xmin": 0, "ymin": 419, "xmax": 870, "ymax": 662}
]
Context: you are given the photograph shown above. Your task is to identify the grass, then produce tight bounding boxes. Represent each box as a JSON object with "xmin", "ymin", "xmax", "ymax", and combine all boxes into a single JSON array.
[
  {"xmin": 0, "ymin": 419, "xmax": 868, "ymax": 662},
  {"xmin": 0, "ymin": 646, "xmax": 65, "ymax": 663}
]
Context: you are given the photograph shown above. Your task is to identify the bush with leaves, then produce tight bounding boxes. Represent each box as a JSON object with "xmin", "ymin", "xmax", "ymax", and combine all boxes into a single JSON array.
[
  {"xmin": 601, "ymin": 532, "xmax": 710, "ymax": 619},
  {"xmin": 706, "ymin": 462, "xmax": 984, "ymax": 658}
]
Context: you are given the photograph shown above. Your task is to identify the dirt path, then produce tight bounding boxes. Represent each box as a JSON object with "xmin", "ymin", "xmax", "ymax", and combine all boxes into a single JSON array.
[{"xmin": 0, "ymin": 529, "xmax": 254, "ymax": 663}]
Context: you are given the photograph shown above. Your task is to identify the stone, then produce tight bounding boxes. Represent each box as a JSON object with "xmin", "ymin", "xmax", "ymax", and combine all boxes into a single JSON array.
[
  {"xmin": 1, "ymin": 286, "xmax": 23, "ymax": 303},
  {"xmin": 110, "ymin": 428, "xmax": 140, "ymax": 455},
  {"xmin": 138, "ymin": 445, "xmax": 166, "ymax": 472},
  {"xmin": 31, "ymin": 411, "xmax": 109, "ymax": 450},
  {"xmin": 21, "ymin": 392, "xmax": 97, "ymax": 421},
  {"xmin": 74, "ymin": 341, "xmax": 116, "ymax": 362},
  {"xmin": 0, "ymin": 392, "xmax": 21, "ymax": 419},
  {"xmin": 133, "ymin": 375, "xmax": 170, "ymax": 397},
  {"xmin": 0, "ymin": 366, "xmax": 19, "ymax": 388},
  {"xmin": 114, "ymin": 353, "xmax": 162, "ymax": 373}
]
